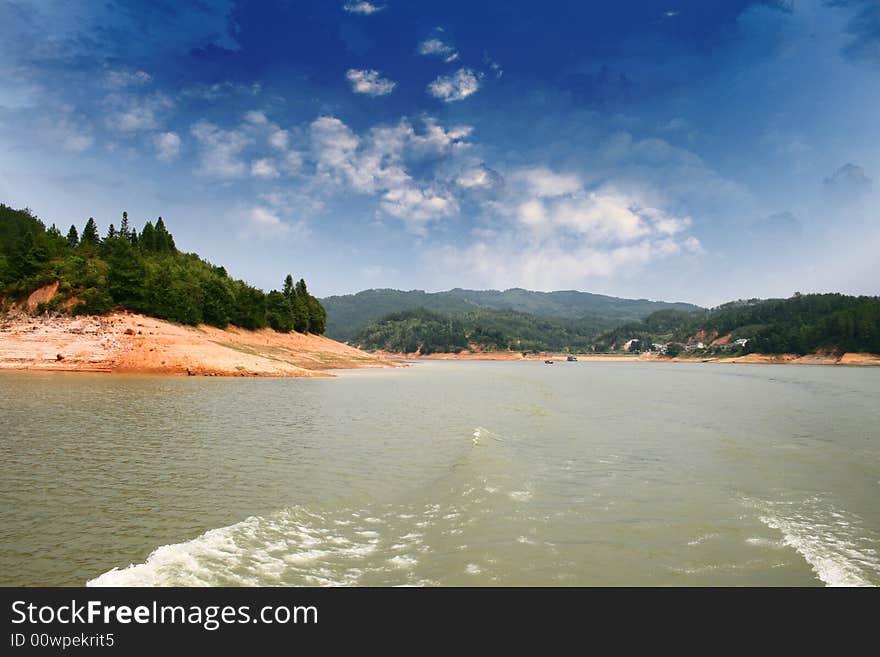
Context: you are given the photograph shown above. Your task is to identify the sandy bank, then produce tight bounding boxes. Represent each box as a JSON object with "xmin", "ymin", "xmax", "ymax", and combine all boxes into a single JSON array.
[{"xmin": 0, "ymin": 312, "xmax": 399, "ymax": 377}]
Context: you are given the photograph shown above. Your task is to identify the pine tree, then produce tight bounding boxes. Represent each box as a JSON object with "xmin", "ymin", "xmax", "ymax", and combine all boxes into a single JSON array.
[
  {"xmin": 66, "ymin": 225, "xmax": 79, "ymax": 248},
  {"xmin": 129, "ymin": 228, "xmax": 138, "ymax": 247},
  {"xmin": 119, "ymin": 211, "xmax": 130, "ymax": 239},
  {"xmin": 106, "ymin": 223, "xmax": 117, "ymax": 240},
  {"xmin": 81, "ymin": 217, "xmax": 100, "ymax": 245},
  {"xmin": 292, "ymin": 292, "xmax": 309, "ymax": 333},
  {"xmin": 283, "ymin": 274, "xmax": 294, "ymax": 300},
  {"xmin": 140, "ymin": 221, "xmax": 156, "ymax": 251},
  {"xmin": 154, "ymin": 217, "xmax": 176, "ymax": 252}
]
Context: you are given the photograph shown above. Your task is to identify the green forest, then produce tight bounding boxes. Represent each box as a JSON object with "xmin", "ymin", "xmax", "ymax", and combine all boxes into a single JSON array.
[
  {"xmin": 321, "ymin": 287, "xmax": 700, "ymax": 341},
  {"xmin": 355, "ymin": 294, "xmax": 880, "ymax": 356},
  {"xmin": 354, "ymin": 307, "xmax": 618, "ymax": 354},
  {"xmin": 0, "ymin": 203, "xmax": 326, "ymax": 334},
  {"xmin": 592, "ymin": 294, "xmax": 880, "ymax": 356}
]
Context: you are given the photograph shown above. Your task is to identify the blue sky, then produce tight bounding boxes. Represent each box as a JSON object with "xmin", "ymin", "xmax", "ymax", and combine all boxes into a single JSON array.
[{"xmin": 1, "ymin": 0, "xmax": 878, "ymax": 305}]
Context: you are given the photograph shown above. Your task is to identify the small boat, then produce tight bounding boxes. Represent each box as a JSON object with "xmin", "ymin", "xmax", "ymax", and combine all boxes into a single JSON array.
[
  {"xmin": 567, "ymin": 355, "xmax": 577, "ymax": 362},
  {"xmin": 544, "ymin": 359, "xmax": 554, "ymax": 364}
]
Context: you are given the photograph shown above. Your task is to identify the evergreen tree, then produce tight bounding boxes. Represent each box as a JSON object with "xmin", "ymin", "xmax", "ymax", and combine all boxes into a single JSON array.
[
  {"xmin": 140, "ymin": 221, "xmax": 156, "ymax": 251},
  {"xmin": 81, "ymin": 217, "xmax": 100, "ymax": 245},
  {"xmin": 292, "ymin": 292, "xmax": 309, "ymax": 333},
  {"xmin": 106, "ymin": 223, "xmax": 117, "ymax": 240},
  {"xmin": 283, "ymin": 274, "xmax": 294, "ymax": 300},
  {"xmin": 66, "ymin": 225, "xmax": 79, "ymax": 248},
  {"xmin": 154, "ymin": 217, "xmax": 175, "ymax": 252},
  {"xmin": 129, "ymin": 228, "xmax": 138, "ymax": 247},
  {"xmin": 266, "ymin": 290, "xmax": 294, "ymax": 332},
  {"xmin": 119, "ymin": 211, "xmax": 130, "ymax": 239}
]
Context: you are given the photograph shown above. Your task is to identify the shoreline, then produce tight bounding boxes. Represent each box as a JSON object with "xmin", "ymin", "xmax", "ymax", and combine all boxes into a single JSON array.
[
  {"xmin": 376, "ymin": 350, "xmax": 880, "ymax": 366},
  {"xmin": 0, "ymin": 312, "xmax": 400, "ymax": 377}
]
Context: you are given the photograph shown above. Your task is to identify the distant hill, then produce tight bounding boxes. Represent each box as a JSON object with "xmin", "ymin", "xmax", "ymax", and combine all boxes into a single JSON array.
[
  {"xmin": 350, "ymin": 293, "xmax": 880, "ymax": 356},
  {"xmin": 592, "ymin": 294, "xmax": 880, "ymax": 356},
  {"xmin": 321, "ymin": 287, "xmax": 702, "ymax": 341}
]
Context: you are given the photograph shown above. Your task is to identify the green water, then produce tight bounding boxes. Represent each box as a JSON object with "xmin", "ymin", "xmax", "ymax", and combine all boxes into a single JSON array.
[{"xmin": 1, "ymin": 361, "xmax": 878, "ymax": 586}]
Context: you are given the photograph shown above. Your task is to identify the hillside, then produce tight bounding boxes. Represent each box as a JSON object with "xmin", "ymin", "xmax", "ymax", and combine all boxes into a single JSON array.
[
  {"xmin": 0, "ymin": 203, "xmax": 325, "ymax": 334},
  {"xmin": 321, "ymin": 287, "xmax": 702, "ymax": 341},
  {"xmin": 592, "ymin": 294, "xmax": 880, "ymax": 356},
  {"xmin": 353, "ymin": 307, "xmax": 616, "ymax": 354},
  {"xmin": 351, "ymin": 294, "xmax": 880, "ymax": 359}
]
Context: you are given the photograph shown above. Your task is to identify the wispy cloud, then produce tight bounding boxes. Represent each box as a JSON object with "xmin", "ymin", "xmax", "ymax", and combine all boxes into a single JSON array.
[
  {"xmin": 104, "ymin": 69, "xmax": 152, "ymax": 89},
  {"xmin": 308, "ymin": 115, "xmax": 472, "ymax": 231},
  {"xmin": 153, "ymin": 131, "xmax": 181, "ymax": 161},
  {"xmin": 345, "ymin": 69, "xmax": 396, "ymax": 96},
  {"xmin": 418, "ymin": 37, "xmax": 458, "ymax": 63},
  {"xmin": 104, "ymin": 93, "xmax": 173, "ymax": 132},
  {"xmin": 190, "ymin": 120, "xmax": 250, "ymax": 179},
  {"xmin": 251, "ymin": 158, "xmax": 280, "ymax": 179},
  {"xmin": 62, "ymin": 133, "xmax": 94, "ymax": 153},
  {"xmin": 427, "ymin": 68, "xmax": 480, "ymax": 102},
  {"xmin": 342, "ymin": 2, "xmax": 385, "ymax": 15},
  {"xmin": 248, "ymin": 206, "xmax": 289, "ymax": 233}
]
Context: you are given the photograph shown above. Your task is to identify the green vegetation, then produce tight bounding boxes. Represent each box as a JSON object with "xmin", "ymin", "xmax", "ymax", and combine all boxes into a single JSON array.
[
  {"xmin": 0, "ymin": 203, "xmax": 326, "ymax": 333},
  {"xmin": 322, "ymin": 287, "xmax": 701, "ymax": 341},
  {"xmin": 353, "ymin": 307, "xmax": 617, "ymax": 354},
  {"xmin": 355, "ymin": 294, "xmax": 880, "ymax": 356},
  {"xmin": 592, "ymin": 294, "xmax": 880, "ymax": 355}
]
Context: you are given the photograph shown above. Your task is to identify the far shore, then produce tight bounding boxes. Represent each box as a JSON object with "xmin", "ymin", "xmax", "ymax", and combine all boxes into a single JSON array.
[
  {"xmin": 2, "ymin": 312, "xmax": 877, "ymax": 377},
  {"xmin": 375, "ymin": 350, "xmax": 880, "ymax": 366},
  {"xmin": 0, "ymin": 312, "xmax": 400, "ymax": 377}
]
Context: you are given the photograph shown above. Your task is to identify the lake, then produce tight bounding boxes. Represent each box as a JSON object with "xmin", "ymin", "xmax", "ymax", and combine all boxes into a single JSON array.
[{"xmin": 1, "ymin": 361, "xmax": 878, "ymax": 586}]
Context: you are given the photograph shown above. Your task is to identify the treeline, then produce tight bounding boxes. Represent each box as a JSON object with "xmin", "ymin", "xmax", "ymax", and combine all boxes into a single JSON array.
[
  {"xmin": 353, "ymin": 307, "xmax": 616, "ymax": 354},
  {"xmin": 0, "ymin": 203, "xmax": 326, "ymax": 333},
  {"xmin": 322, "ymin": 287, "xmax": 700, "ymax": 341},
  {"xmin": 355, "ymin": 293, "xmax": 880, "ymax": 356},
  {"xmin": 592, "ymin": 294, "xmax": 880, "ymax": 355}
]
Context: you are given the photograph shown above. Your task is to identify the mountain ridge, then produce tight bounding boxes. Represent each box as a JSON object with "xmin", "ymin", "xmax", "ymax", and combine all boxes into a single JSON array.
[{"xmin": 321, "ymin": 287, "xmax": 702, "ymax": 341}]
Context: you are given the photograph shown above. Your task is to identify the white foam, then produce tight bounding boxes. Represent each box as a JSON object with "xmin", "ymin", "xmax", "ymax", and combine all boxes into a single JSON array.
[
  {"xmin": 747, "ymin": 497, "xmax": 880, "ymax": 587},
  {"xmin": 465, "ymin": 563, "xmax": 482, "ymax": 575},
  {"xmin": 387, "ymin": 555, "xmax": 418, "ymax": 569},
  {"xmin": 509, "ymin": 490, "xmax": 532, "ymax": 502},
  {"xmin": 745, "ymin": 537, "xmax": 786, "ymax": 549},
  {"xmin": 687, "ymin": 532, "xmax": 720, "ymax": 547}
]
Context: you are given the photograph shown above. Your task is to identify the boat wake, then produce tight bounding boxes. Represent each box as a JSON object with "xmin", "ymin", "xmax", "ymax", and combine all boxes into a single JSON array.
[{"xmin": 744, "ymin": 495, "xmax": 880, "ymax": 587}]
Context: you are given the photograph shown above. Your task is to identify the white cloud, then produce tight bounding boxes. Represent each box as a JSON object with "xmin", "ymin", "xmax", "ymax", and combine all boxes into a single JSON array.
[
  {"xmin": 153, "ymin": 131, "xmax": 181, "ymax": 161},
  {"xmin": 369, "ymin": 117, "xmax": 472, "ymax": 161},
  {"xmin": 426, "ymin": 161, "xmax": 701, "ymax": 290},
  {"xmin": 342, "ymin": 2, "xmax": 385, "ymax": 15},
  {"xmin": 105, "ymin": 70, "xmax": 152, "ymax": 89},
  {"xmin": 62, "ymin": 133, "xmax": 94, "ymax": 153},
  {"xmin": 309, "ymin": 115, "xmax": 472, "ymax": 231},
  {"xmin": 105, "ymin": 93, "xmax": 173, "ymax": 132},
  {"xmin": 514, "ymin": 167, "xmax": 582, "ymax": 197},
  {"xmin": 248, "ymin": 206, "xmax": 288, "ymax": 232},
  {"xmin": 310, "ymin": 116, "xmax": 373, "ymax": 191},
  {"xmin": 251, "ymin": 158, "xmax": 280, "ymax": 179},
  {"xmin": 428, "ymin": 232, "xmax": 700, "ymax": 292},
  {"xmin": 346, "ymin": 69, "xmax": 396, "ymax": 96},
  {"xmin": 190, "ymin": 120, "xmax": 250, "ymax": 179},
  {"xmin": 269, "ymin": 128, "xmax": 289, "ymax": 150},
  {"xmin": 244, "ymin": 110, "xmax": 269, "ymax": 125},
  {"xmin": 418, "ymin": 38, "xmax": 458, "ymax": 62},
  {"xmin": 282, "ymin": 150, "xmax": 303, "ymax": 175},
  {"xmin": 427, "ymin": 68, "xmax": 480, "ymax": 102},
  {"xmin": 380, "ymin": 184, "xmax": 458, "ymax": 230},
  {"xmin": 456, "ymin": 164, "xmax": 502, "ymax": 190}
]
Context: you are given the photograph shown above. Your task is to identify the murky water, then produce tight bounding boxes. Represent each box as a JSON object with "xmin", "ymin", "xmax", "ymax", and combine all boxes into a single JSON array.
[{"xmin": 1, "ymin": 361, "xmax": 878, "ymax": 586}]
